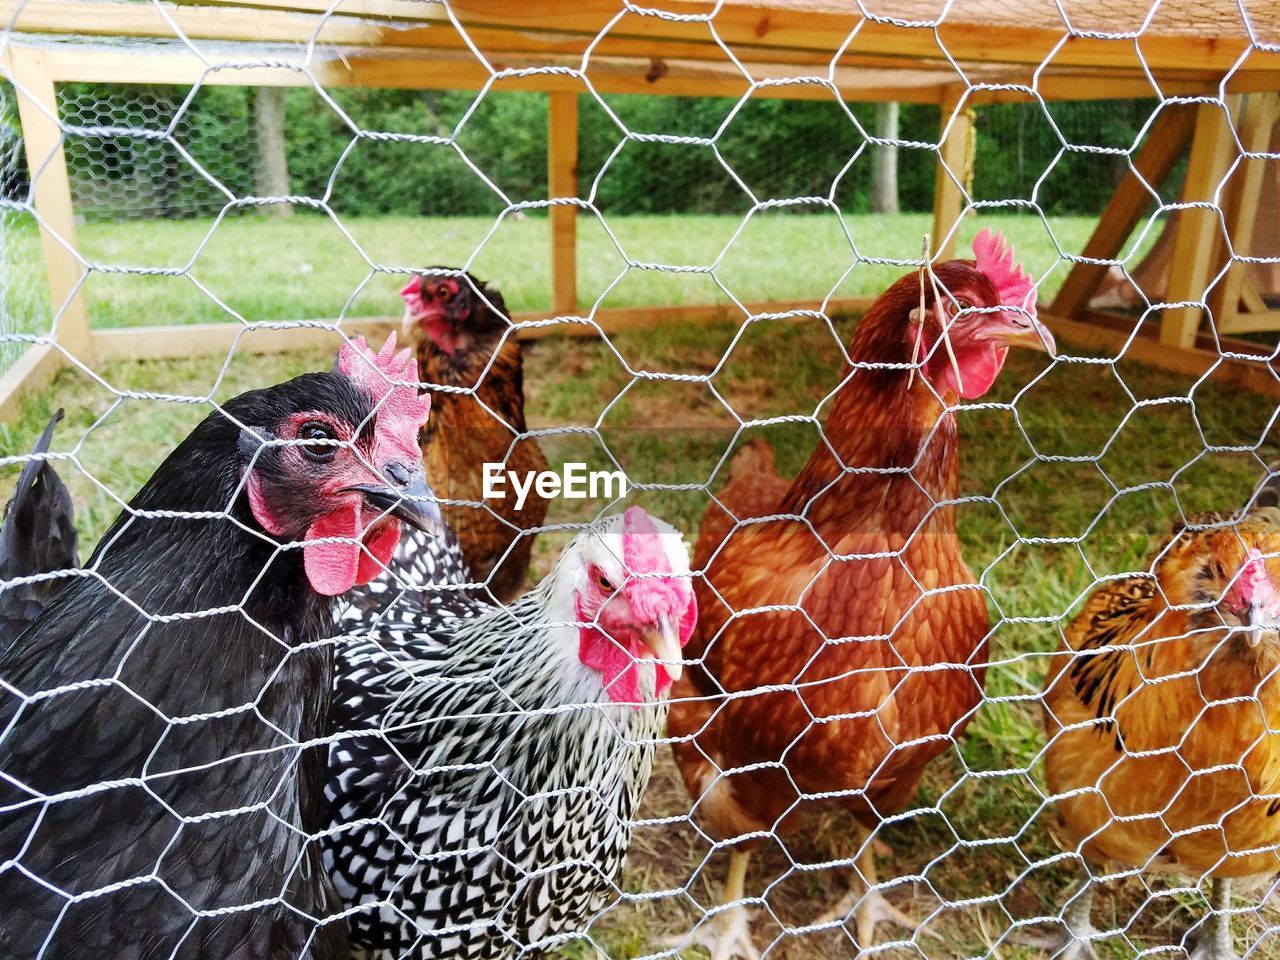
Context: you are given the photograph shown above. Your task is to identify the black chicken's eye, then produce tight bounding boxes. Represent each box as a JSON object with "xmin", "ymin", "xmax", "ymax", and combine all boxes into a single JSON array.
[
  {"xmin": 298, "ymin": 420, "xmax": 338, "ymax": 462},
  {"xmin": 436, "ymin": 284, "xmax": 453, "ymax": 301}
]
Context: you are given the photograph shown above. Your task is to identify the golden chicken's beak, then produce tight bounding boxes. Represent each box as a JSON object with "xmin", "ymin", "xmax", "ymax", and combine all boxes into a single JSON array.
[
  {"xmin": 993, "ymin": 317, "xmax": 1056, "ymax": 355},
  {"xmin": 643, "ymin": 618, "xmax": 683, "ymax": 684}
]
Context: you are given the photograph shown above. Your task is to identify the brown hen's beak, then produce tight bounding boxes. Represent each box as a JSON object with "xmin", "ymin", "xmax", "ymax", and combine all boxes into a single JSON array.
[
  {"xmin": 643, "ymin": 617, "xmax": 683, "ymax": 683},
  {"xmin": 993, "ymin": 317, "xmax": 1056, "ymax": 354},
  {"xmin": 344, "ymin": 475, "xmax": 444, "ymax": 536},
  {"xmin": 400, "ymin": 307, "xmax": 420, "ymax": 341}
]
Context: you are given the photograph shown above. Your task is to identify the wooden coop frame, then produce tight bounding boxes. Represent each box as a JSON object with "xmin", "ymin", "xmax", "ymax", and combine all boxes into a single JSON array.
[{"xmin": 3, "ymin": 0, "xmax": 1280, "ymax": 421}]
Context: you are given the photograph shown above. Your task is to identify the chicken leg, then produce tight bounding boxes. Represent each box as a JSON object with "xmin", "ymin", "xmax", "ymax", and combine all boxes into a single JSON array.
[
  {"xmin": 662, "ymin": 849, "xmax": 760, "ymax": 960},
  {"xmin": 1188, "ymin": 878, "xmax": 1240, "ymax": 960},
  {"xmin": 817, "ymin": 824, "xmax": 934, "ymax": 947}
]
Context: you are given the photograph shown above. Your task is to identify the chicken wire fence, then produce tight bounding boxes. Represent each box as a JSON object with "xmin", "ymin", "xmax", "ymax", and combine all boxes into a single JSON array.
[{"xmin": 2, "ymin": 2, "xmax": 1280, "ymax": 960}]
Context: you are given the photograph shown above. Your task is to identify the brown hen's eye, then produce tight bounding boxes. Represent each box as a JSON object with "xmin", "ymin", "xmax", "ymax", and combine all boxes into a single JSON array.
[
  {"xmin": 436, "ymin": 284, "xmax": 453, "ymax": 301},
  {"xmin": 298, "ymin": 420, "xmax": 338, "ymax": 463}
]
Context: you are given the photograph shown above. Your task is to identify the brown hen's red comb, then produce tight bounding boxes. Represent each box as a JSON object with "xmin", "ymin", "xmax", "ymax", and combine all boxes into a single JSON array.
[
  {"xmin": 336, "ymin": 332, "xmax": 431, "ymax": 431},
  {"xmin": 972, "ymin": 228, "xmax": 1036, "ymax": 315}
]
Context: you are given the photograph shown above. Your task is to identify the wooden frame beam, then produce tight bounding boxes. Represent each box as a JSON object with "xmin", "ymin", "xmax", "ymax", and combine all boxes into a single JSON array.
[
  {"xmin": 1210, "ymin": 92, "xmax": 1280, "ymax": 335},
  {"xmin": 547, "ymin": 91, "xmax": 579, "ymax": 316},
  {"xmin": 931, "ymin": 88, "xmax": 971, "ymax": 260},
  {"xmin": 1160, "ymin": 98, "xmax": 1240, "ymax": 348},
  {"xmin": 7, "ymin": 46, "xmax": 90, "ymax": 374},
  {"xmin": 1049, "ymin": 103, "xmax": 1197, "ymax": 320}
]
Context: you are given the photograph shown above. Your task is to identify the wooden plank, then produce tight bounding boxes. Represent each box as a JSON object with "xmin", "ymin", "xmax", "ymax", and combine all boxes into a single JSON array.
[
  {"xmin": 0, "ymin": 344, "xmax": 66, "ymax": 424},
  {"xmin": 86, "ymin": 297, "xmax": 878, "ymax": 364},
  {"xmin": 547, "ymin": 91, "xmax": 579, "ymax": 316},
  {"xmin": 433, "ymin": 0, "xmax": 1279, "ymax": 75},
  {"xmin": 15, "ymin": 0, "xmax": 1280, "ymax": 80},
  {"xmin": 1160, "ymin": 99, "xmax": 1240, "ymax": 349},
  {"xmin": 1216, "ymin": 308, "xmax": 1280, "ymax": 335},
  {"xmin": 0, "ymin": 0, "xmax": 378, "ymax": 44},
  {"xmin": 1050, "ymin": 103, "xmax": 1197, "ymax": 319},
  {"xmin": 931, "ymin": 88, "xmax": 970, "ymax": 260},
  {"xmin": 1044, "ymin": 311, "xmax": 1280, "ymax": 399},
  {"xmin": 9, "ymin": 47, "xmax": 91, "ymax": 365},
  {"xmin": 36, "ymin": 42, "xmax": 945, "ymax": 104},
  {"xmin": 1210, "ymin": 93, "xmax": 1279, "ymax": 334}
]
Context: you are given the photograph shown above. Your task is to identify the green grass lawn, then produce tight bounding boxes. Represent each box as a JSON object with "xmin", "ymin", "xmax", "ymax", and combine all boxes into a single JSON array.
[
  {"xmin": 3, "ymin": 210, "xmax": 1106, "ymax": 334},
  {"xmin": 1, "ymin": 211, "xmax": 1273, "ymax": 958}
]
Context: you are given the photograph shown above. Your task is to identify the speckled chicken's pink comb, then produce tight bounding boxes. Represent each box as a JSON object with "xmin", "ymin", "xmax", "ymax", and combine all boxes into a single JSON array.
[
  {"xmin": 973, "ymin": 228, "xmax": 1036, "ymax": 315},
  {"xmin": 336, "ymin": 332, "xmax": 431, "ymax": 431}
]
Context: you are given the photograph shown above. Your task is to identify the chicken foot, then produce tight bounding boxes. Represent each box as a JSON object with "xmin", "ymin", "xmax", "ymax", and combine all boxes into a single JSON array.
[
  {"xmin": 1008, "ymin": 879, "xmax": 1099, "ymax": 960},
  {"xmin": 1187, "ymin": 878, "xmax": 1240, "ymax": 960},
  {"xmin": 660, "ymin": 849, "xmax": 760, "ymax": 960},
  {"xmin": 817, "ymin": 826, "xmax": 938, "ymax": 948}
]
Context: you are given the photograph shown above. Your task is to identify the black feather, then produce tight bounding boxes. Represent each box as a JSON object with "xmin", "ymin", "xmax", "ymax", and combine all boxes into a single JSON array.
[
  {"xmin": 0, "ymin": 409, "xmax": 79, "ymax": 646},
  {"xmin": 0, "ymin": 373, "xmax": 376, "ymax": 960}
]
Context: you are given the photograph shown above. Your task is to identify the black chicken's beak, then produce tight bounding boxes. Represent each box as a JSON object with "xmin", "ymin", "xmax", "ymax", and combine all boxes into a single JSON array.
[{"xmin": 344, "ymin": 475, "xmax": 444, "ymax": 536}]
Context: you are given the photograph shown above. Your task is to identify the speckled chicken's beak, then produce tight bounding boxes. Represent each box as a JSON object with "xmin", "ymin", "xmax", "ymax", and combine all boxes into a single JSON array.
[
  {"xmin": 345, "ymin": 474, "xmax": 444, "ymax": 536},
  {"xmin": 993, "ymin": 316, "xmax": 1056, "ymax": 354},
  {"xmin": 643, "ymin": 617, "xmax": 683, "ymax": 683}
]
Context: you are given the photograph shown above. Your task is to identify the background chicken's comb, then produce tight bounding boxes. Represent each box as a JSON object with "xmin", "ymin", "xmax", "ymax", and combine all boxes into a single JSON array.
[
  {"xmin": 336, "ymin": 333, "xmax": 432, "ymax": 430},
  {"xmin": 972, "ymin": 228, "xmax": 1036, "ymax": 314}
]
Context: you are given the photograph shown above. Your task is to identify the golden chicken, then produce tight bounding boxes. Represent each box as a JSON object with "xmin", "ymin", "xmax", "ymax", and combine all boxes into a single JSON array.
[
  {"xmin": 1043, "ymin": 479, "xmax": 1280, "ymax": 960},
  {"xmin": 668, "ymin": 230, "xmax": 1055, "ymax": 957},
  {"xmin": 400, "ymin": 270, "xmax": 549, "ymax": 601}
]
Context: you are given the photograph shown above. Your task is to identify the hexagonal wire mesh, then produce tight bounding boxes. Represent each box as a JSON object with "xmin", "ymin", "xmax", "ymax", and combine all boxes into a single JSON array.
[{"xmin": 2, "ymin": 3, "xmax": 1280, "ymax": 960}]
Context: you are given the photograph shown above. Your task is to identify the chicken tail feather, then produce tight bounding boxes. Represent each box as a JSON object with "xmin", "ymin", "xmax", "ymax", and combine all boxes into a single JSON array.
[{"xmin": 0, "ymin": 409, "xmax": 79, "ymax": 644}]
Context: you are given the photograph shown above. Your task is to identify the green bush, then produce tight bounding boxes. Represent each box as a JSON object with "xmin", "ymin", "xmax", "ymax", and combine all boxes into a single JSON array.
[{"xmin": 30, "ymin": 84, "xmax": 1153, "ymax": 221}]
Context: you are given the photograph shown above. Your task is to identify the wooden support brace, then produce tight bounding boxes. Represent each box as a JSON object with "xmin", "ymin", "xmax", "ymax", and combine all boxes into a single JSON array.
[
  {"xmin": 1160, "ymin": 98, "xmax": 1240, "ymax": 349},
  {"xmin": 1210, "ymin": 92, "xmax": 1280, "ymax": 335},
  {"xmin": 1049, "ymin": 103, "xmax": 1197, "ymax": 319},
  {"xmin": 3, "ymin": 47, "xmax": 90, "ymax": 418},
  {"xmin": 931, "ymin": 89, "xmax": 972, "ymax": 260},
  {"xmin": 547, "ymin": 90, "xmax": 579, "ymax": 316}
]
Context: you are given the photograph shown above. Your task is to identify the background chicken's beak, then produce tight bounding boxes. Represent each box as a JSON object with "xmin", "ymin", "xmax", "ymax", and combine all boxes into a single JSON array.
[
  {"xmin": 993, "ymin": 318, "xmax": 1056, "ymax": 354},
  {"xmin": 400, "ymin": 307, "xmax": 419, "ymax": 341},
  {"xmin": 345, "ymin": 477, "xmax": 443, "ymax": 536},
  {"xmin": 644, "ymin": 618, "xmax": 683, "ymax": 683}
]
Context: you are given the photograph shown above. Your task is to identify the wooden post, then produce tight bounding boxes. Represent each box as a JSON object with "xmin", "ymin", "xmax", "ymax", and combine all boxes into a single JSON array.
[
  {"xmin": 1050, "ymin": 103, "xmax": 1197, "ymax": 319},
  {"xmin": 9, "ymin": 46, "xmax": 91, "ymax": 364},
  {"xmin": 1160, "ymin": 98, "xmax": 1239, "ymax": 348},
  {"xmin": 1208, "ymin": 92, "xmax": 1279, "ymax": 333},
  {"xmin": 931, "ymin": 88, "xmax": 971, "ymax": 260},
  {"xmin": 547, "ymin": 91, "xmax": 578, "ymax": 316}
]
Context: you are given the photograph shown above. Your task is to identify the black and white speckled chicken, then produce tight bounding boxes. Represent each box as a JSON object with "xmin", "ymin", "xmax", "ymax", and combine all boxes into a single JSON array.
[{"xmin": 323, "ymin": 506, "xmax": 697, "ymax": 959}]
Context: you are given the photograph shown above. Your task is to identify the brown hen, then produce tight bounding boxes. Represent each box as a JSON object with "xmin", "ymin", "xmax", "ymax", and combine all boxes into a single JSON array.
[
  {"xmin": 668, "ymin": 231, "xmax": 1054, "ymax": 958},
  {"xmin": 1042, "ymin": 481, "xmax": 1280, "ymax": 960},
  {"xmin": 400, "ymin": 271, "xmax": 549, "ymax": 601}
]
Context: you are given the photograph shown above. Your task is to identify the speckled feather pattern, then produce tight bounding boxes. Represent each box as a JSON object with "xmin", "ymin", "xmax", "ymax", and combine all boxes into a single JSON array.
[{"xmin": 324, "ymin": 526, "xmax": 664, "ymax": 959}]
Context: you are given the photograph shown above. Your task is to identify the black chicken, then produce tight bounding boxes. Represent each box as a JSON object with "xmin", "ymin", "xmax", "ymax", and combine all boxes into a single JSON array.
[
  {"xmin": 0, "ymin": 408, "xmax": 78, "ymax": 645},
  {"xmin": 0, "ymin": 335, "xmax": 439, "ymax": 960}
]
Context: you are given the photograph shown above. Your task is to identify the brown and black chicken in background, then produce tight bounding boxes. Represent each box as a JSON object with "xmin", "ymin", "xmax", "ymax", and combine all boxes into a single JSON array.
[
  {"xmin": 1042, "ymin": 470, "xmax": 1280, "ymax": 960},
  {"xmin": 401, "ymin": 270, "xmax": 548, "ymax": 601},
  {"xmin": 0, "ymin": 408, "xmax": 78, "ymax": 646},
  {"xmin": 0, "ymin": 335, "xmax": 438, "ymax": 960}
]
